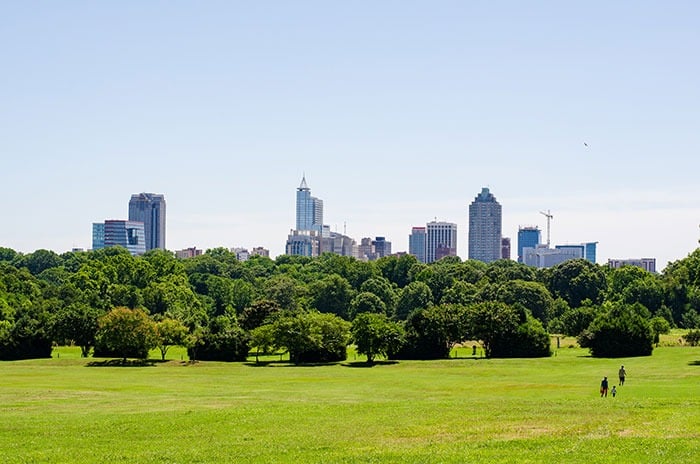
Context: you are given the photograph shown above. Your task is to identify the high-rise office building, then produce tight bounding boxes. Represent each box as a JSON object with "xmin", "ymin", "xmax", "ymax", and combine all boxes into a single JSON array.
[
  {"xmin": 517, "ymin": 226, "xmax": 541, "ymax": 263},
  {"xmin": 409, "ymin": 227, "xmax": 427, "ymax": 263},
  {"xmin": 501, "ymin": 237, "xmax": 511, "ymax": 260},
  {"xmin": 92, "ymin": 223, "xmax": 105, "ymax": 250},
  {"xmin": 128, "ymin": 193, "xmax": 166, "ymax": 251},
  {"xmin": 286, "ymin": 229, "xmax": 321, "ymax": 257},
  {"xmin": 426, "ymin": 221, "xmax": 457, "ymax": 263},
  {"xmin": 468, "ymin": 187, "xmax": 502, "ymax": 263},
  {"xmin": 372, "ymin": 237, "xmax": 392, "ymax": 259},
  {"xmin": 296, "ymin": 176, "xmax": 323, "ymax": 232},
  {"xmin": 92, "ymin": 220, "xmax": 146, "ymax": 256}
]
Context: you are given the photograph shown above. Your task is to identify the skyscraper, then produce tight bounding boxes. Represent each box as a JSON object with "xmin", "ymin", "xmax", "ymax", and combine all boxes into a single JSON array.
[
  {"xmin": 517, "ymin": 226, "xmax": 541, "ymax": 263},
  {"xmin": 468, "ymin": 187, "xmax": 502, "ymax": 263},
  {"xmin": 409, "ymin": 226, "xmax": 427, "ymax": 263},
  {"xmin": 296, "ymin": 176, "xmax": 323, "ymax": 232},
  {"xmin": 372, "ymin": 237, "xmax": 392, "ymax": 258},
  {"xmin": 128, "ymin": 193, "xmax": 166, "ymax": 251},
  {"xmin": 501, "ymin": 237, "xmax": 511, "ymax": 260},
  {"xmin": 93, "ymin": 220, "xmax": 146, "ymax": 256},
  {"xmin": 426, "ymin": 221, "xmax": 457, "ymax": 263}
]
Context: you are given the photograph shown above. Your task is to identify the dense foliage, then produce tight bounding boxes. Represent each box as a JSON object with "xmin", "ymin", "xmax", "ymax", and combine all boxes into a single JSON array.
[{"xmin": 2, "ymin": 245, "xmax": 700, "ymax": 361}]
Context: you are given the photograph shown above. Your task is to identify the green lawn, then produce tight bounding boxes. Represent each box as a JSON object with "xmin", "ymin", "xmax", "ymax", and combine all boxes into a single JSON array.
[{"xmin": 1, "ymin": 345, "xmax": 698, "ymax": 463}]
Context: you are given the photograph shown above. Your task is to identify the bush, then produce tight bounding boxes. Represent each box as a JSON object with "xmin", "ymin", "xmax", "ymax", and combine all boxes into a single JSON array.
[
  {"xmin": 391, "ymin": 305, "xmax": 467, "ymax": 360},
  {"xmin": 194, "ymin": 316, "xmax": 250, "ymax": 362},
  {"xmin": 95, "ymin": 307, "xmax": 157, "ymax": 361},
  {"xmin": 273, "ymin": 311, "xmax": 350, "ymax": 364},
  {"xmin": 490, "ymin": 317, "xmax": 551, "ymax": 358},
  {"xmin": 0, "ymin": 309, "xmax": 53, "ymax": 360},
  {"xmin": 578, "ymin": 303, "xmax": 653, "ymax": 357},
  {"xmin": 683, "ymin": 329, "xmax": 700, "ymax": 346}
]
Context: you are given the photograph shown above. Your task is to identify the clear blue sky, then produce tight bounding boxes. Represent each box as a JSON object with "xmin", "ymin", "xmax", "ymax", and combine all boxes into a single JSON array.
[{"xmin": 2, "ymin": 1, "xmax": 699, "ymax": 269}]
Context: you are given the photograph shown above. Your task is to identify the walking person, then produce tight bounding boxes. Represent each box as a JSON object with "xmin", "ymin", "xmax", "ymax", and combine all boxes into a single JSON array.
[
  {"xmin": 618, "ymin": 365, "xmax": 626, "ymax": 386},
  {"xmin": 600, "ymin": 376, "xmax": 609, "ymax": 397},
  {"xmin": 611, "ymin": 385, "xmax": 617, "ymax": 397}
]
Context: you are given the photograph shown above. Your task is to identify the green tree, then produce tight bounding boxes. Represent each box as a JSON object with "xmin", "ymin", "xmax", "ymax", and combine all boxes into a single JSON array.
[
  {"xmin": 681, "ymin": 308, "xmax": 700, "ymax": 329},
  {"xmin": 465, "ymin": 302, "xmax": 522, "ymax": 358},
  {"xmin": 376, "ymin": 254, "xmax": 418, "ymax": 288},
  {"xmin": 558, "ymin": 304, "xmax": 600, "ymax": 337},
  {"xmin": 19, "ymin": 249, "xmax": 63, "ymax": 276},
  {"xmin": 51, "ymin": 303, "xmax": 104, "ymax": 357},
  {"xmin": 440, "ymin": 281, "xmax": 478, "ymax": 305},
  {"xmin": 263, "ymin": 275, "xmax": 298, "ymax": 310},
  {"xmin": 496, "ymin": 280, "xmax": 554, "ymax": 323},
  {"xmin": 359, "ymin": 277, "xmax": 397, "ymax": 313},
  {"xmin": 249, "ymin": 324, "xmax": 276, "ymax": 363},
  {"xmin": 348, "ymin": 292, "xmax": 387, "ymax": 319},
  {"xmin": 273, "ymin": 311, "xmax": 350, "ymax": 364},
  {"xmin": 578, "ymin": 303, "xmax": 654, "ymax": 357},
  {"xmin": 393, "ymin": 305, "xmax": 467, "ymax": 360},
  {"xmin": 683, "ymin": 329, "xmax": 700, "ymax": 346},
  {"xmin": 195, "ymin": 315, "xmax": 250, "ymax": 362},
  {"xmin": 351, "ymin": 313, "xmax": 405, "ymax": 364},
  {"xmin": 395, "ymin": 281, "xmax": 433, "ymax": 320},
  {"xmin": 155, "ymin": 318, "xmax": 188, "ymax": 360},
  {"xmin": 413, "ymin": 266, "xmax": 455, "ymax": 303},
  {"xmin": 650, "ymin": 316, "xmax": 671, "ymax": 346},
  {"xmin": 547, "ymin": 259, "xmax": 607, "ymax": 308},
  {"xmin": 484, "ymin": 259, "xmax": 536, "ymax": 284},
  {"xmin": 309, "ymin": 274, "xmax": 354, "ymax": 319},
  {"xmin": 238, "ymin": 299, "xmax": 282, "ymax": 331},
  {"xmin": 96, "ymin": 307, "xmax": 158, "ymax": 362}
]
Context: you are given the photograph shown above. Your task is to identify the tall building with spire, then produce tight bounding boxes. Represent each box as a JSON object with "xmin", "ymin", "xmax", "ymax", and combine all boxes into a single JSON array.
[
  {"xmin": 128, "ymin": 193, "xmax": 166, "ymax": 251},
  {"xmin": 295, "ymin": 175, "xmax": 323, "ymax": 232},
  {"xmin": 468, "ymin": 187, "xmax": 502, "ymax": 263}
]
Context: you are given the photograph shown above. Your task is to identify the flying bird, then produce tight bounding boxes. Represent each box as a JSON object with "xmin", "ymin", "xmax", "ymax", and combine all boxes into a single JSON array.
[{"xmin": 583, "ymin": 142, "xmax": 589, "ymax": 147}]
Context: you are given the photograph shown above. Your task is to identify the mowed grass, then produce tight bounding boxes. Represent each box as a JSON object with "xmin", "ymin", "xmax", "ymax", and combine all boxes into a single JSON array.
[{"xmin": 1, "ymin": 344, "xmax": 698, "ymax": 463}]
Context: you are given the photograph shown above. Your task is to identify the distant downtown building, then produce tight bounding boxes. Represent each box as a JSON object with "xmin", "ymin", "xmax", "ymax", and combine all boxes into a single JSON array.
[
  {"xmin": 287, "ymin": 176, "xmax": 359, "ymax": 258},
  {"xmin": 92, "ymin": 220, "xmax": 146, "ymax": 256},
  {"xmin": 409, "ymin": 227, "xmax": 427, "ymax": 263},
  {"xmin": 556, "ymin": 243, "xmax": 597, "ymax": 264},
  {"xmin": 175, "ymin": 247, "xmax": 203, "ymax": 259},
  {"xmin": 522, "ymin": 242, "xmax": 598, "ymax": 268},
  {"xmin": 501, "ymin": 237, "xmax": 511, "ymax": 260},
  {"xmin": 128, "ymin": 193, "xmax": 166, "ymax": 251},
  {"xmin": 468, "ymin": 187, "xmax": 502, "ymax": 263},
  {"xmin": 295, "ymin": 175, "xmax": 323, "ymax": 232},
  {"xmin": 517, "ymin": 226, "xmax": 541, "ymax": 263},
  {"xmin": 426, "ymin": 221, "xmax": 457, "ymax": 263},
  {"xmin": 608, "ymin": 258, "xmax": 656, "ymax": 273}
]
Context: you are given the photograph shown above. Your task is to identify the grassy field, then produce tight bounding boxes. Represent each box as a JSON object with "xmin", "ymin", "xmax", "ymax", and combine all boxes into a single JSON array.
[{"xmin": 1, "ymin": 342, "xmax": 698, "ymax": 463}]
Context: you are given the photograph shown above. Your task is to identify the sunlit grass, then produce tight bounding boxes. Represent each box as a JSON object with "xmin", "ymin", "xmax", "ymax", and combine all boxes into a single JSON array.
[{"xmin": 1, "ymin": 343, "xmax": 698, "ymax": 463}]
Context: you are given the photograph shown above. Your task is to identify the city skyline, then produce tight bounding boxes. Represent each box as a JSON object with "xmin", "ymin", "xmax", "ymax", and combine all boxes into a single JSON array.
[{"xmin": 2, "ymin": 3, "xmax": 700, "ymax": 270}]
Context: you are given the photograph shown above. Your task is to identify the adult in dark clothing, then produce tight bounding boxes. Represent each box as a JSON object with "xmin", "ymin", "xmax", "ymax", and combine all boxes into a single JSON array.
[
  {"xmin": 618, "ymin": 365, "xmax": 626, "ymax": 386},
  {"xmin": 600, "ymin": 376, "xmax": 609, "ymax": 397}
]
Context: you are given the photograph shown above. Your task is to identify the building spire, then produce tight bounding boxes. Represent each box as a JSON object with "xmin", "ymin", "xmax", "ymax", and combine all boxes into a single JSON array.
[{"xmin": 299, "ymin": 173, "xmax": 309, "ymax": 191}]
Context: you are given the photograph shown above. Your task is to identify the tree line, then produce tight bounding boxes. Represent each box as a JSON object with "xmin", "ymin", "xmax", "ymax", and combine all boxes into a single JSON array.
[{"xmin": 2, "ymin": 245, "xmax": 700, "ymax": 363}]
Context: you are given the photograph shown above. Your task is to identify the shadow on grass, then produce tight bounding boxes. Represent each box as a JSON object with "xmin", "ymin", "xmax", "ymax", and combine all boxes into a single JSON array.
[
  {"xmin": 688, "ymin": 360, "xmax": 700, "ymax": 366},
  {"xmin": 342, "ymin": 360, "xmax": 399, "ymax": 368},
  {"xmin": 86, "ymin": 359, "xmax": 159, "ymax": 367},
  {"xmin": 244, "ymin": 360, "xmax": 342, "ymax": 368}
]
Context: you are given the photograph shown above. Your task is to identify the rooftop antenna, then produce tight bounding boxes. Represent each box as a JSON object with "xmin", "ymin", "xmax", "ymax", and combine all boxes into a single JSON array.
[{"xmin": 540, "ymin": 209, "xmax": 554, "ymax": 247}]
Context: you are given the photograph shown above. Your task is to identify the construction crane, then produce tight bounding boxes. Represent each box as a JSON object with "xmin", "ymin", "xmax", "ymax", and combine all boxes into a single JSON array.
[{"xmin": 540, "ymin": 210, "xmax": 554, "ymax": 247}]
